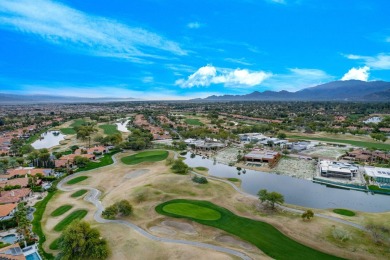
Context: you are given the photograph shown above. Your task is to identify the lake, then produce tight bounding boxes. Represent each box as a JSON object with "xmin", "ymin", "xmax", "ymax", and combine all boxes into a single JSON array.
[
  {"xmin": 32, "ymin": 131, "xmax": 65, "ymax": 149},
  {"xmin": 184, "ymin": 154, "xmax": 390, "ymax": 212}
]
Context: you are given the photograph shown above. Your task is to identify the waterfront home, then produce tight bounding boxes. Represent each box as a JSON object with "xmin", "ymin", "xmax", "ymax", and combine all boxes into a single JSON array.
[
  {"xmin": 244, "ymin": 149, "xmax": 280, "ymax": 164},
  {"xmin": 319, "ymin": 160, "xmax": 358, "ymax": 180},
  {"xmin": 364, "ymin": 166, "xmax": 390, "ymax": 184},
  {"xmin": 0, "ymin": 203, "xmax": 17, "ymax": 221}
]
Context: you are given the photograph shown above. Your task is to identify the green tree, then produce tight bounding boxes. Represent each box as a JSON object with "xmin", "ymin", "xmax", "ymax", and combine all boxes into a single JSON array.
[
  {"xmin": 117, "ymin": 200, "xmax": 132, "ymax": 216},
  {"xmin": 101, "ymin": 205, "xmax": 118, "ymax": 220},
  {"xmin": 171, "ymin": 159, "xmax": 189, "ymax": 174},
  {"xmin": 257, "ymin": 189, "xmax": 284, "ymax": 209},
  {"xmin": 57, "ymin": 220, "xmax": 110, "ymax": 260},
  {"xmin": 277, "ymin": 132, "xmax": 287, "ymax": 139},
  {"xmin": 301, "ymin": 210, "xmax": 314, "ymax": 221}
]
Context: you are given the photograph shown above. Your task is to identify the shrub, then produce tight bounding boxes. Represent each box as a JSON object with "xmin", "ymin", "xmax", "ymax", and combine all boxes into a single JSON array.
[
  {"xmin": 332, "ymin": 227, "xmax": 352, "ymax": 242},
  {"xmin": 192, "ymin": 176, "xmax": 208, "ymax": 184}
]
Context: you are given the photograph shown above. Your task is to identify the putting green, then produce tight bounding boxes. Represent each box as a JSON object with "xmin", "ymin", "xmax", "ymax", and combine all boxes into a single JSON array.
[
  {"xmin": 156, "ymin": 199, "xmax": 340, "ymax": 260},
  {"xmin": 163, "ymin": 203, "xmax": 221, "ymax": 221},
  {"xmin": 121, "ymin": 150, "xmax": 168, "ymax": 165}
]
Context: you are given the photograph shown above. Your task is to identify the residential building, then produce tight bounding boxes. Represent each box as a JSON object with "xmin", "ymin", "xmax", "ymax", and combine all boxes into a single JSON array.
[
  {"xmin": 0, "ymin": 203, "xmax": 17, "ymax": 221},
  {"xmin": 0, "ymin": 243, "xmax": 26, "ymax": 260},
  {"xmin": 364, "ymin": 167, "xmax": 390, "ymax": 184},
  {"xmin": 319, "ymin": 160, "xmax": 359, "ymax": 180}
]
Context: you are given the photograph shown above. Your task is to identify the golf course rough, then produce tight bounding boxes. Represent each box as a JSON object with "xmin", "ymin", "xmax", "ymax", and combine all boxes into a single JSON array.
[
  {"xmin": 121, "ymin": 150, "xmax": 169, "ymax": 165},
  {"xmin": 156, "ymin": 199, "xmax": 341, "ymax": 260}
]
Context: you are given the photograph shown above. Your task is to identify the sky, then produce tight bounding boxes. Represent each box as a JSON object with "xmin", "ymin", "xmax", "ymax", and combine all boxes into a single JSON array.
[{"xmin": 0, "ymin": 0, "xmax": 389, "ymax": 100}]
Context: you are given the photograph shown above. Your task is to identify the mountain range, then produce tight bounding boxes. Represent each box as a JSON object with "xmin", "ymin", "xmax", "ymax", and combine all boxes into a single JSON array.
[
  {"xmin": 199, "ymin": 80, "xmax": 390, "ymax": 101},
  {"xmin": 0, "ymin": 94, "xmax": 137, "ymax": 104}
]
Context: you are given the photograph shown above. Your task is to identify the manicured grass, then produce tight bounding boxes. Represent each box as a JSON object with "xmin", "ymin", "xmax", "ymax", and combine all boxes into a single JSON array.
[
  {"xmin": 32, "ymin": 191, "xmax": 55, "ymax": 259},
  {"xmin": 227, "ymin": 178, "xmax": 240, "ymax": 182},
  {"xmin": 368, "ymin": 185, "xmax": 390, "ymax": 193},
  {"xmin": 288, "ymin": 135, "xmax": 390, "ymax": 150},
  {"xmin": 75, "ymin": 150, "xmax": 119, "ymax": 172},
  {"xmin": 333, "ymin": 209, "xmax": 356, "ymax": 217},
  {"xmin": 70, "ymin": 119, "xmax": 86, "ymax": 128},
  {"xmin": 99, "ymin": 124, "xmax": 120, "ymax": 135},
  {"xmin": 60, "ymin": 128, "xmax": 76, "ymax": 135},
  {"xmin": 51, "ymin": 205, "xmax": 73, "ymax": 217},
  {"xmin": 49, "ymin": 238, "xmax": 60, "ymax": 250},
  {"xmin": 195, "ymin": 166, "xmax": 208, "ymax": 171},
  {"xmin": 71, "ymin": 189, "xmax": 88, "ymax": 198},
  {"xmin": 53, "ymin": 209, "xmax": 88, "ymax": 232},
  {"xmin": 121, "ymin": 150, "xmax": 168, "ymax": 165},
  {"xmin": 163, "ymin": 203, "xmax": 221, "ymax": 221},
  {"xmin": 66, "ymin": 176, "xmax": 88, "ymax": 185},
  {"xmin": 156, "ymin": 199, "xmax": 340, "ymax": 260},
  {"xmin": 184, "ymin": 118, "xmax": 204, "ymax": 126}
]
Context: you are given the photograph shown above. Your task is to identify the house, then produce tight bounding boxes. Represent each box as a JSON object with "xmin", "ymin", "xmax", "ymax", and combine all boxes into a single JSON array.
[
  {"xmin": 0, "ymin": 203, "xmax": 17, "ymax": 221},
  {"xmin": 244, "ymin": 149, "xmax": 281, "ymax": 164},
  {"xmin": 319, "ymin": 160, "xmax": 358, "ymax": 180},
  {"xmin": 0, "ymin": 188, "xmax": 32, "ymax": 204},
  {"xmin": 74, "ymin": 146, "xmax": 108, "ymax": 155},
  {"xmin": 0, "ymin": 243, "xmax": 25, "ymax": 260},
  {"xmin": 364, "ymin": 167, "xmax": 390, "ymax": 184},
  {"xmin": 0, "ymin": 168, "xmax": 53, "ymax": 181},
  {"xmin": 54, "ymin": 159, "xmax": 72, "ymax": 168},
  {"xmin": 60, "ymin": 154, "xmax": 96, "ymax": 162},
  {"xmin": 0, "ymin": 178, "xmax": 29, "ymax": 189}
]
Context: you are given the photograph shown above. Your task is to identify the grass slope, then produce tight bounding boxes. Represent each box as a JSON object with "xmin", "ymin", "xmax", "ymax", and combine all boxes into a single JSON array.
[
  {"xmin": 333, "ymin": 209, "xmax": 356, "ymax": 217},
  {"xmin": 60, "ymin": 128, "xmax": 76, "ymax": 135},
  {"xmin": 53, "ymin": 209, "xmax": 88, "ymax": 232},
  {"xmin": 71, "ymin": 189, "xmax": 88, "ymax": 197},
  {"xmin": 70, "ymin": 119, "xmax": 86, "ymax": 128},
  {"xmin": 288, "ymin": 135, "xmax": 390, "ymax": 150},
  {"xmin": 99, "ymin": 124, "xmax": 120, "ymax": 135},
  {"xmin": 184, "ymin": 118, "xmax": 204, "ymax": 126},
  {"xmin": 156, "ymin": 199, "xmax": 341, "ymax": 260},
  {"xmin": 121, "ymin": 150, "xmax": 168, "ymax": 165},
  {"xmin": 51, "ymin": 205, "xmax": 73, "ymax": 217},
  {"xmin": 75, "ymin": 150, "xmax": 118, "ymax": 172},
  {"xmin": 66, "ymin": 176, "xmax": 88, "ymax": 185},
  {"xmin": 49, "ymin": 238, "xmax": 60, "ymax": 250}
]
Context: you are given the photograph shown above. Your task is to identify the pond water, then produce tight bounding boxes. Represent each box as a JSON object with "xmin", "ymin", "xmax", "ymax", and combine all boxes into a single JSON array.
[
  {"xmin": 116, "ymin": 119, "xmax": 130, "ymax": 132},
  {"xmin": 184, "ymin": 154, "xmax": 390, "ymax": 212},
  {"xmin": 32, "ymin": 131, "xmax": 65, "ymax": 149}
]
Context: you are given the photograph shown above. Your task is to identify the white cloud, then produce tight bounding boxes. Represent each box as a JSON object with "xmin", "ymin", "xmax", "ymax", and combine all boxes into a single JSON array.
[
  {"xmin": 142, "ymin": 76, "xmax": 154, "ymax": 83},
  {"xmin": 341, "ymin": 66, "xmax": 370, "ymax": 81},
  {"xmin": 224, "ymin": 58, "xmax": 253, "ymax": 66},
  {"xmin": 175, "ymin": 65, "xmax": 271, "ymax": 88},
  {"xmin": 264, "ymin": 68, "xmax": 334, "ymax": 91},
  {"xmin": 187, "ymin": 22, "xmax": 202, "ymax": 29},
  {"xmin": 0, "ymin": 0, "xmax": 186, "ymax": 63},
  {"xmin": 344, "ymin": 53, "xmax": 390, "ymax": 70}
]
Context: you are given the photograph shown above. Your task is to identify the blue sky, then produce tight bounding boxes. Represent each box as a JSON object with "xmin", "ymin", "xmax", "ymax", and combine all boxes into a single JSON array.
[{"xmin": 0, "ymin": 0, "xmax": 389, "ymax": 99}]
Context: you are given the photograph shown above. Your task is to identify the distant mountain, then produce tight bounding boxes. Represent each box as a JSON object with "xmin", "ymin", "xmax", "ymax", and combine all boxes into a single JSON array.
[
  {"xmin": 200, "ymin": 80, "xmax": 390, "ymax": 101},
  {"xmin": 0, "ymin": 93, "xmax": 137, "ymax": 104}
]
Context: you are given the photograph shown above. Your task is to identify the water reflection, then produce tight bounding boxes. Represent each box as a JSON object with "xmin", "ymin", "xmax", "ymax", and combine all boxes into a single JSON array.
[
  {"xmin": 184, "ymin": 154, "xmax": 390, "ymax": 212},
  {"xmin": 32, "ymin": 131, "xmax": 66, "ymax": 149}
]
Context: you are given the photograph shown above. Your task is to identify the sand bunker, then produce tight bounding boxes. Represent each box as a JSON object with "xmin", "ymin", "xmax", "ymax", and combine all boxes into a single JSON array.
[
  {"xmin": 161, "ymin": 220, "xmax": 197, "ymax": 235},
  {"xmin": 125, "ymin": 169, "xmax": 150, "ymax": 179},
  {"xmin": 215, "ymin": 235, "xmax": 253, "ymax": 250},
  {"xmin": 149, "ymin": 226, "xmax": 176, "ymax": 235}
]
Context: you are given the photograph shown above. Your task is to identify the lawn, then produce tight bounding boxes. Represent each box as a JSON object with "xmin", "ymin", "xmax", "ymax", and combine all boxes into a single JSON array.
[
  {"xmin": 288, "ymin": 135, "xmax": 390, "ymax": 150},
  {"xmin": 49, "ymin": 238, "xmax": 60, "ymax": 250},
  {"xmin": 163, "ymin": 203, "xmax": 221, "ymax": 221},
  {"xmin": 50, "ymin": 205, "xmax": 73, "ymax": 217},
  {"xmin": 227, "ymin": 178, "xmax": 240, "ymax": 182},
  {"xmin": 66, "ymin": 176, "xmax": 88, "ymax": 185},
  {"xmin": 184, "ymin": 118, "xmax": 204, "ymax": 126},
  {"xmin": 121, "ymin": 150, "xmax": 168, "ymax": 165},
  {"xmin": 53, "ymin": 209, "xmax": 88, "ymax": 232},
  {"xmin": 99, "ymin": 124, "xmax": 120, "ymax": 135},
  {"xmin": 75, "ymin": 150, "xmax": 119, "ymax": 172},
  {"xmin": 368, "ymin": 185, "xmax": 390, "ymax": 193},
  {"xmin": 60, "ymin": 128, "xmax": 76, "ymax": 135},
  {"xmin": 70, "ymin": 189, "xmax": 88, "ymax": 198},
  {"xmin": 195, "ymin": 166, "xmax": 208, "ymax": 171},
  {"xmin": 70, "ymin": 119, "xmax": 86, "ymax": 128},
  {"xmin": 156, "ymin": 199, "xmax": 340, "ymax": 260},
  {"xmin": 332, "ymin": 209, "xmax": 356, "ymax": 217}
]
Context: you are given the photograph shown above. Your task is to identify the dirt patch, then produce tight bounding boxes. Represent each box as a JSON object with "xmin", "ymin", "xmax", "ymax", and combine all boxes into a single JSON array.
[
  {"xmin": 216, "ymin": 235, "xmax": 254, "ymax": 250},
  {"xmin": 149, "ymin": 226, "xmax": 176, "ymax": 235},
  {"xmin": 162, "ymin": 220, "xmax": 197, "ymax": 235},
  {"xmin": 125, "ymin": 169, "xmax": 150, "ymax": 179}
]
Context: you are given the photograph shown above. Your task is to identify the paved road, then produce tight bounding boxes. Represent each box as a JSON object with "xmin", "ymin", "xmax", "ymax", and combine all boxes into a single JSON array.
[{"xmin": 57, "ymin": 157, "xmax": 252, "ymax": 260}]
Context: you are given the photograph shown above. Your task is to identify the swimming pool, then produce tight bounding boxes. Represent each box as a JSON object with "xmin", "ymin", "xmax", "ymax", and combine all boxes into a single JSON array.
[
  {"xmin": 26, "ymin": 252, "xmax": 41, "ymax": 260},
  {"xmin": 1, "ymin": 234, "xmax": 17, "ymax": 244}
]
